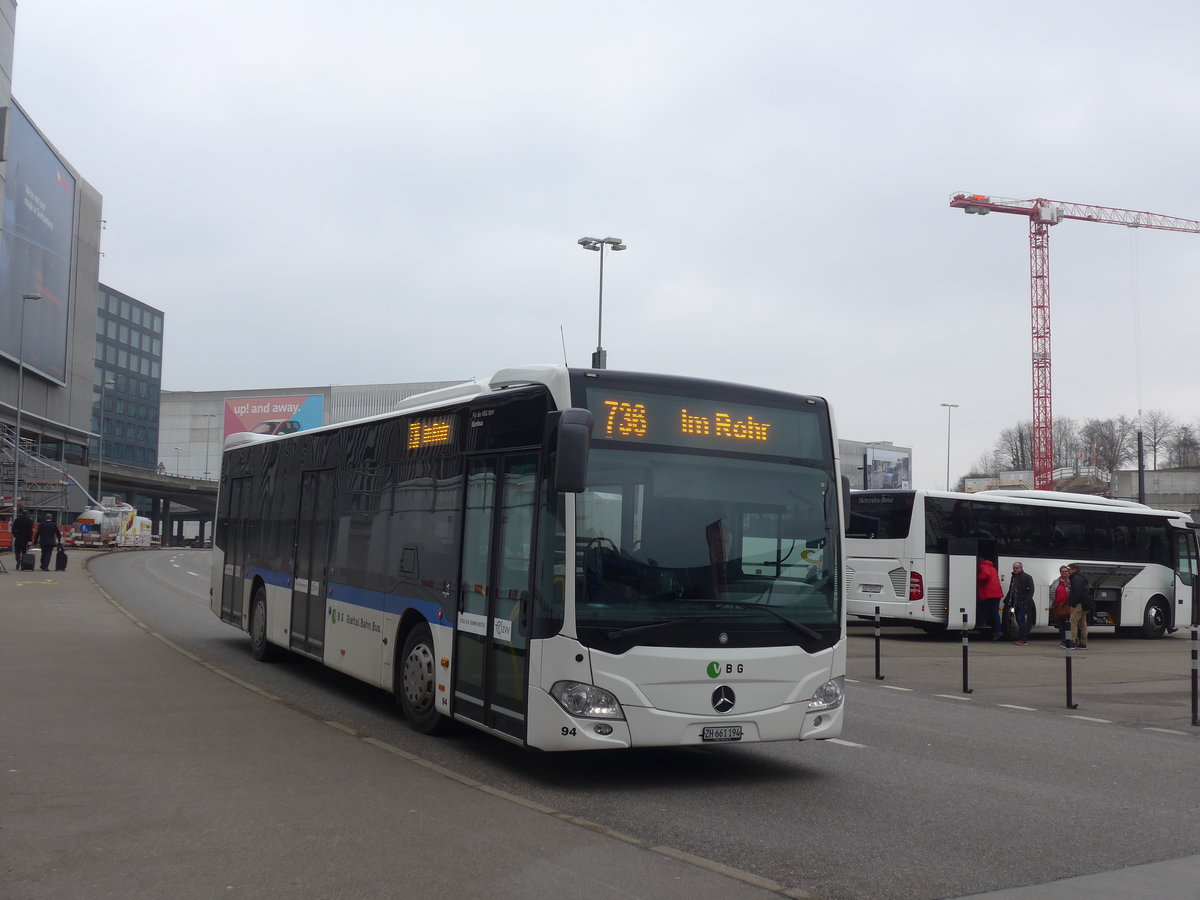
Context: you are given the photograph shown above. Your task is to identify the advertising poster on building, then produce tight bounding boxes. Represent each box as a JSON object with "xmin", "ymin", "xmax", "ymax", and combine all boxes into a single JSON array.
[
  {"xmin": 864, "ymin": 446, "xmax": 911, "ymax": 489},
  {"xmin": 224, "ymin": 395, "xmax": 325, "ymax": 438},
  {"xmin": 1, "ymin": 105, "xmax": 76, "ymax": 383}
]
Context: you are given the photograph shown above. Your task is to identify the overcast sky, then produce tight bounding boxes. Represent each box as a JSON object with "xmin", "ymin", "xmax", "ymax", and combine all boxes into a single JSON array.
[{"xmin": 11, "ymin": 1, "xmax": 1200, "ymax": 488}]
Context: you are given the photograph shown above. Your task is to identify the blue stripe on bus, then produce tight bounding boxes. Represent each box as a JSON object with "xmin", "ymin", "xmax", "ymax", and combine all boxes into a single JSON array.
[{"xmin": 245, "ymin": 566, "xmax": 451, "ymax": 628}]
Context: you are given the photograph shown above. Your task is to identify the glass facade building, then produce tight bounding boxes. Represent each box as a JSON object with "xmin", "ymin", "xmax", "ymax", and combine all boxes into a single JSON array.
[{"xmin": 93, "ymin": 284, "xmax": 164, "ymax": 472}]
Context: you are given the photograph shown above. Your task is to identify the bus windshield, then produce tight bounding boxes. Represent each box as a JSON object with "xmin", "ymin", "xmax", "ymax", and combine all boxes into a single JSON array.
[{"xmin": 575, "ymin": 447, "xmax": 840, "ymax": 651}]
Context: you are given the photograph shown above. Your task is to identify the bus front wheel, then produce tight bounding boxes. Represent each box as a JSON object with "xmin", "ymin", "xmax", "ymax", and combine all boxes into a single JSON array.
[
  {"xmin": 1141, "ymin": 598, "xmax": 1168, "ymax": 639},
  {"xmin": 250, "ymin": 587, "xmax": 280, "ymax": 661},
  {"xmin": 398, "ymin": 623, "xmax": 449, "ymax": 734}
]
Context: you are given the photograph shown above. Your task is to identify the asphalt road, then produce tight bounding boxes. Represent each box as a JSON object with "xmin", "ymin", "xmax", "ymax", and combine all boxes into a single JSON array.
[{"xmin": 87, "ymin": 551, "xmax": 1200, "ymax": 899}]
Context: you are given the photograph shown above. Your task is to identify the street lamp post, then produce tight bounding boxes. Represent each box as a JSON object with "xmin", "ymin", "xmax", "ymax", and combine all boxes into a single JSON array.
[
  {"xmin": 577, "ymin": 236, "xmax": 626, "ymax": 369},
  {"xmin": 173, "ymin": 447, "xmax": 182, "ymax": 476},
  {"xmin": 12, "ymin": 293, "xmax": 41, "ymax": 514},
  {"xmin": 940, "ymin": 403, "xmax": 959, "ymax": 490},
  {"xmin": 202, "ymin": 413, "xmax": 217, "ymax": 478},
  {"xmin": 96, "ymin": 374, "xmax": 115, "ymax": 504}
]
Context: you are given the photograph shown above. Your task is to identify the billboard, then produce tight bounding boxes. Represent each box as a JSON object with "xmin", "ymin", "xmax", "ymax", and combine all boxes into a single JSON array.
[
  {"xmin": 1, "ymin": 104, "xmax": 76, "ymax": 383},
  {"xmin": 224, "ymin": 394, "xmax": 325, "ymax": 438},
  {"xmin": 864, "ymin": 446, "xmax": 911, "ymax": 489}
]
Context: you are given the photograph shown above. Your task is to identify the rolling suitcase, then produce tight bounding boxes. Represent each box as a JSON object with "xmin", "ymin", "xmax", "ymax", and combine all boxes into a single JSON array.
[
  {"xmin": 55, "ymin": 546, "xmax": 68, "ymax": 571},
  {"xmin": 19, "ymin": 552, "xmax": 36, "ymax": 571}
]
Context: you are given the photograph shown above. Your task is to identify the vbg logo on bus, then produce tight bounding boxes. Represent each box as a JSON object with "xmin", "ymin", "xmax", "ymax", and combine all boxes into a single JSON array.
[{"xmin": 707, "ymin": 661, "xmax": 746, "ymax": 678}]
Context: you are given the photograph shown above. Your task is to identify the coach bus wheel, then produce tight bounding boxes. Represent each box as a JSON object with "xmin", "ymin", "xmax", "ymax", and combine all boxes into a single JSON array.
[
  {"xmin": 398, "ymin": 623, "xmax": 448, "ymax": 734},
  {"xmin": 250, "ymin": 587, "xmax": 279, "ymax": 661},
  {"xmin": 1141, "ymin": 598, "xmax": 1168, "ymax": 639}
]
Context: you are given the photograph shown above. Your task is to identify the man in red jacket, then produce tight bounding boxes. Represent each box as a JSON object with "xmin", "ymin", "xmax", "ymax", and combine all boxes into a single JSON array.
[{"xmin": 976, "ymin": 558, "xmax": 1004, "ymax": 640}]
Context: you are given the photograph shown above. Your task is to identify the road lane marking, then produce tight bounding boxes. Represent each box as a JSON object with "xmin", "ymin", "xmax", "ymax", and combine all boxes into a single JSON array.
[
  {"xmin": 998, "ymin": 704, "xmax": 1038, "ymax": 711},
  {"xmin": 828, "ymin": 738, "xmax": 868, "ymax": 748},
  {"xmin": 935, "ymin": 694, "xmax": 972, "ymax": 701},
  {"xmin": 1067, "ymin": 715, "xmax": 1112, "ymax": 724},
  {"xmin": 1145, "ymin": 727, "xmax": 1187, "ymax": 735},
  {"xmin": 880, "ymin": 685, "xmax": 913, "ymax": 692}
]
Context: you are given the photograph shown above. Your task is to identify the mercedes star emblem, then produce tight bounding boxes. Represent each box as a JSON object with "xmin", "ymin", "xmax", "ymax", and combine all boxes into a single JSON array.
[{"xmin": 712, "ymin": 685, "xmax": 736, "ymax": 713}]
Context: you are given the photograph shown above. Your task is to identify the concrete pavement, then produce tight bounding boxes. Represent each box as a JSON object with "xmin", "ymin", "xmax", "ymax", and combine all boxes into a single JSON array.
[
  {"xmin": 3, "ymin": 555, "xmax": 1198, "ymax": 899},
  {"xmin": 0, "ymin": 554, "xmax": 792, "ymax": 900}
]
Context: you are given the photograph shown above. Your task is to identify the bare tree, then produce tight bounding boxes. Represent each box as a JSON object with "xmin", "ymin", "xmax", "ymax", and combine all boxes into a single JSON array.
[
  {"xmin": 1081, "ymin": 416, "xmax": 1137, "ymax": 476},
  {"xmin": 995, "ymin": 422, "xmax": 1032, "ymax": 471},
  {"xmin": 1139, "ymin": 409, "xmax": 1177, "ymax": 470},
  {"xmin": 1167, "ymin": 424, "xmax": 1200, "ymax": 469},
  {"xmin": 1052, "ymin": 416, "xmax": 1081, "ymax": 470},
  {"xmin": 966, "ymin": 449, "xmax": 1000, "ymax": 477}
]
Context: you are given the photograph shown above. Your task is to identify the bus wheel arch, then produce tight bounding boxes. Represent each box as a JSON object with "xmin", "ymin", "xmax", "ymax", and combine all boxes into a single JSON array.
[
  {"xmin": 395, "ymin": 617, "xmax": 449, "ymax": 734},
  {"xmin": 249, "ymin": 580, "xmax": 281, "ymax": 661},
  {"xmin": 1141, "ymin": 596, "xmax": 1170, "ymax": 639}
]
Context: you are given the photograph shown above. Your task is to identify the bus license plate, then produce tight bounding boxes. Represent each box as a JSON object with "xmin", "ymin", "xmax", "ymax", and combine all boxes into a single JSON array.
[
  {"xmin": 861, "ymin": 584, "xmax": 883, "ymax": 593},
  {"xmin": 701, "ymin": 725, "xmax": 744, "ymax": 743}
]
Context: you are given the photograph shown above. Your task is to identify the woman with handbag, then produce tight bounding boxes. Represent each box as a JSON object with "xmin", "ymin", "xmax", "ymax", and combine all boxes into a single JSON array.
[{"xmin": 1051, "ymin": 565, "xmax": 1072, "ymax": 647}]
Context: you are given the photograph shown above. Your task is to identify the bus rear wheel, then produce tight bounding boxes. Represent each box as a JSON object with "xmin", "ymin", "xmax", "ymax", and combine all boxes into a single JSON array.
[
  {"xmin": 250, "ymin": 587, "xmax": 280, "ymax": 661},
  {"xmin": 1141, "ymin": 598, "xmax": 1168, "ymax": 639},
  {"xmin": 397, "ymin": 623, "xmax": 448, "ymax": 734}
]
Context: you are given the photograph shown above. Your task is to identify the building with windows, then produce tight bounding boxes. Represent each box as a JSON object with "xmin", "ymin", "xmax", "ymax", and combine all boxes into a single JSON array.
[{"xmin": 94, "ymin": 284, "xmax": 164, "ymax": 472}]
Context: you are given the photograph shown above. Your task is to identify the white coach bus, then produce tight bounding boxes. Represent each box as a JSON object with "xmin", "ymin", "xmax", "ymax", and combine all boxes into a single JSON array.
[
  {"xmin": 846, "ymin": 488, "xmax": 1198, "ymax": 637},
  {"xmin": 211, "ymin": 366, "xmax": 846, "ymax": 750}
]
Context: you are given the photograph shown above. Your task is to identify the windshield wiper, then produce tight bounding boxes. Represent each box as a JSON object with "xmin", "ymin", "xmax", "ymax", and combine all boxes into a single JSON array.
[
  {"xmin": 700, "ymin": 600, "xmax": 823, "ymax": 641},
  {"xmin": 605, "ymin": 602, "xmax": 824, "ymax": 642},
  {"xmin": 606, "ymin": 614, "xmax": 725, "ymax": 640}
]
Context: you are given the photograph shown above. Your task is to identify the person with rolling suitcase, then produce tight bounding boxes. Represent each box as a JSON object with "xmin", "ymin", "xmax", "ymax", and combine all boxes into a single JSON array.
[
  {"xmin": 12, "ymin": 508, "xmax": 33, "ymax": 568},
  {"xmin": 55, "ymin": 543, "xmax": 69, "ymax": 571},
  {"xmin": 36, "ymin": 514, "xmax": 61, "ymax": 572}
]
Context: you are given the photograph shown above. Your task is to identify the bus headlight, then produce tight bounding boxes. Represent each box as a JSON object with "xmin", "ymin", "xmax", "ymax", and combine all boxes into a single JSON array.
[
  {"xmin": 807, "ymin": 676, "xmax": 845, "ymax": 712},
  {"xmin": 550, "ymin": 681, "xmax": 625, "ymax": 720}
]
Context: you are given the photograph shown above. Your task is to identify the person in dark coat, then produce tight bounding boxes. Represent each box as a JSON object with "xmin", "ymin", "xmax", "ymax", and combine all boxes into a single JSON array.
[
  {"xmin": 1004, "ymin": 561, "xmax": 1036, "ymax": 645},
  {"xmin": 1067, "ymin": 562, "xmax": 1090, "ymax": 649},
  {"xmin": 976, "ymin": 558, "xmax": 1004, "ymax": 640},
  {"xmin": 36, "ymin": 514, "xmax": 61, "ymax": 572},
  {"xmin": 12, "ymin": 509, "xmax": 34, "ymax": 563}
]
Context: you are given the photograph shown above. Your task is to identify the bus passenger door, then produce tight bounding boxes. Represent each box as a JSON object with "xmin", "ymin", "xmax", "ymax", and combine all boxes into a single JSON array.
[
  {"xmin": 947, "ymin": 539, "xmax": 979, "ymax": 630},
  {"xmin": 220, "ymin": 476, "xmax": 253, "ymax": 626},
  {"xmin": 291, "ymin": 468, "xmax": 335, "ymax": 659},
  {"xmin": 1171, "ymin": 526, "xmax": 1198, "ymax": 629},
  {"xmin": 454, "ymin": 453, "xmax": 538, "ymax": 743}
]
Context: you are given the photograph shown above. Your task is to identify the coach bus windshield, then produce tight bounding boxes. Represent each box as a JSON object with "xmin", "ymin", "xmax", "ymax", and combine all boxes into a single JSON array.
[{"xmin": 574, "ymin": 447, "xmax": 840, "ymax": 652}]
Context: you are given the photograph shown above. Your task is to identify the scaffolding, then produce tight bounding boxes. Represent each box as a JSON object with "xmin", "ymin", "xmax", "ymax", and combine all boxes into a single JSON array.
[{"xmin": 0, "ymin": 424, "xmax": 76, "ymax": 517}]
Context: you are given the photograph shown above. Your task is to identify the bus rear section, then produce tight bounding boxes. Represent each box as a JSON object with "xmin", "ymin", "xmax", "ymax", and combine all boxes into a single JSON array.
[{"xmin": 845, "ymin": 490, "xmax": 944, "ymax": 626}]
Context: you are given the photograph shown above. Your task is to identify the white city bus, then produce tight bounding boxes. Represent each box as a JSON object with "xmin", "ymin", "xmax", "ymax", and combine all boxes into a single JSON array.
[
  {"xmin": 211, "ymin": 366, "xmax": 846, "ymax": 750},
  {"xmin": 845, "ymin": 488, "xmax": 1198, "ymax": 637}
]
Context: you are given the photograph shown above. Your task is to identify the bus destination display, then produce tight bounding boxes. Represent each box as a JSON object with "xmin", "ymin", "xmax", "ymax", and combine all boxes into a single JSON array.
[
  {"xmin": 408, "ymin": 418, "xmax": 453, "ymax": 450},
  {"xmin": 587, "ymin": 389, "xmax": 825, "ymax": 459}
]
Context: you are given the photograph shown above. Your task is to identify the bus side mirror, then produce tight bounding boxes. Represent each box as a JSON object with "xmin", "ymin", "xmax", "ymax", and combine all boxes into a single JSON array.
[
  {"xmin": 552, "ymin": 408, "xmax": 593, "ymax": 493},
  {"xmin": 841, "ymin": 475, "xmax": 851, "ymax": 522}
]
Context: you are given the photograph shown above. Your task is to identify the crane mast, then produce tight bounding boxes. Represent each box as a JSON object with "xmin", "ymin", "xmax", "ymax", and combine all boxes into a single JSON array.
[{"xmin": 950, "ymin": 193, "xmax": 1200, "ymax": 490}]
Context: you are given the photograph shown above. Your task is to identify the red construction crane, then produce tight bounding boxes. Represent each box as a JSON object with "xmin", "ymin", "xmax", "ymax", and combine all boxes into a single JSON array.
[{"xmin": 949, "ymin": 192, "xmax": 1200, "ymax": 490}]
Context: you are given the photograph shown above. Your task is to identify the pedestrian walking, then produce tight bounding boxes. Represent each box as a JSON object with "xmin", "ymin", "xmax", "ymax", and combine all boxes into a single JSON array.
[
  {"xmin": 1051, "ymin": 565, "xmax": 1072, "ymax": 646},
  {"xmin": 977, "ymin": 558, "xmax": 1004, "ymax": 640},
  {"xmin": 1067, "ymin": 562, "xmax": 1090, "ymax": 649},
  {"xmin": 36, "ymin": 514, "xmax": 61, "ymax": 572},
  {"xmin": 1004, "ymin": 561, "xmax": 1035, "ymax": 645},
  {"xmin": 12, "ymin": 508, "xmax": 34, "ymax": 563}
]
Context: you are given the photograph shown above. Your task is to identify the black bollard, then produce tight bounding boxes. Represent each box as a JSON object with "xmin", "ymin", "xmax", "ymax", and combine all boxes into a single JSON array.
[
  {"xmin": 1065, "ymin": 643, "xmax": 1079, "ymax": 710},
  {"xmin": 874, "ymin": 606, "xmax": 885, "ymax": 680},
  {"xmin": 961, "ymin": 610, "xmax": 973, "ymax": 694}
]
